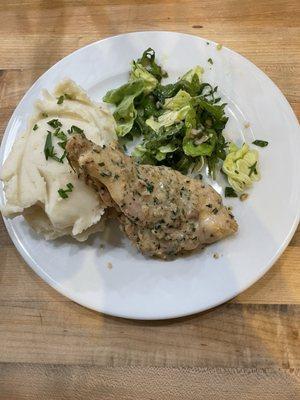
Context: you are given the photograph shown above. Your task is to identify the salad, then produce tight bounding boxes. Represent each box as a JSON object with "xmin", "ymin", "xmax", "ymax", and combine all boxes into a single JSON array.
[{"xmin": 103, "ymin": 48, "xmax": 268, "ymax": 196}]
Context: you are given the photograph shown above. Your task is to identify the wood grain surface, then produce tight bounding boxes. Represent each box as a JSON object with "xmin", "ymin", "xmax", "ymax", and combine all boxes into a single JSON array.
[{"xmin": 0, "ymin": 1, "xmax": 299, "ymax": 399}]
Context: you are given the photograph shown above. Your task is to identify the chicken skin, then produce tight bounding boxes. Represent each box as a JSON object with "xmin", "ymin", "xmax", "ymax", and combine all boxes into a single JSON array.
[{"xmin": 67, "ymin": 135, "xmax": 238, "ymax": 259}]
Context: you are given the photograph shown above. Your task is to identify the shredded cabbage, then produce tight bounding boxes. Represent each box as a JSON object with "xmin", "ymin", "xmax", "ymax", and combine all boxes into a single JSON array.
[{"xmin": 222, "ymin": 143, "xmax": 260, "ymax": 193}]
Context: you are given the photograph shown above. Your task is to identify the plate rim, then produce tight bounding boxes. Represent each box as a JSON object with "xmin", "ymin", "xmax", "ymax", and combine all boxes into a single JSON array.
[{"xmin": 1, "ymin": 31, "xmax": 300, "ymax": 320}]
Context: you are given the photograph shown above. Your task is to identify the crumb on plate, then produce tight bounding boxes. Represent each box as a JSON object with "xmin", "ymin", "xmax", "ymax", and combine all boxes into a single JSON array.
[
  {"xmin": 107, "ymin": 261, "xmax": 113, "ymax": 269},
  {"xmin": 240, "ymin": 193, "xmax": 249, "ymax": 202}
]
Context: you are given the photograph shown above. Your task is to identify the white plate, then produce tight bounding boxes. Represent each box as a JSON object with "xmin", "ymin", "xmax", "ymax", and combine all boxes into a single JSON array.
[{"xmin": 1, "ymin": 32, "xmax": 299, "ymax": 320}]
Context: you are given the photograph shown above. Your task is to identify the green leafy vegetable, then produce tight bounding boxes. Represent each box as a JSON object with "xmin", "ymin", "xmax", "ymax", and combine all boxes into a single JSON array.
[
  {"xmin": 136, "ymin": 48, "xmax": 167, "ymax": 81},
  {"xmin": 130, "ymin": 61, "xmax": 158, "ymax": 94},
  {"xmin": 146, "ymin": 106, "xmax": 190, "ymax": 132},
  {"xmin": 104, "ymin": 80, "xmax": 145, "ymax": 136},
  {"xmin": 33, "ymin": 124, "xmax": 38, "ymax": 131},
  {"xmin": 164, "ymin": 90, "xmax": 191, "ymax": 110},
  {"xmin": 222, "ymin": 143, "xmax": 260, "ymax": 193},
  {"xmin": 103, "ymin": 48, "xmax": 265, "ymax": 185},
  {"xmin": 252, "ymin": 140, "xmax": 268, "ymax": 147},
  {"xmin": 181, "ymin": 66, "xmax": 203, "ymax": 83},
  {"xmin": 58, "ymin": 182, "xmax": 74, "ymax": 199}
]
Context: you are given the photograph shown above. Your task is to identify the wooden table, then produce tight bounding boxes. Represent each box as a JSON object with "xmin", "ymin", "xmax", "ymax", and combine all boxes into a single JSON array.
[{"xmin": 0, "ymin": 1, "xmax": 299, "ymax": 398}]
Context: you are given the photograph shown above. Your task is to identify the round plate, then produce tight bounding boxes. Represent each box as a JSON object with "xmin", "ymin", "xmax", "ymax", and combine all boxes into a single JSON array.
[{"xmin": 1, "ymin": 32, "xmax": 299, "ymax": 320}]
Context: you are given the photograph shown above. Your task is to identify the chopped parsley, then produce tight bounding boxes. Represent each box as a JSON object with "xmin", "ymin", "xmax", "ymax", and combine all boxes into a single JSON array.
[
  {"xmin": 225, "ymin": 187, "xmax": 238, "ymax": 198},
  {"xmin": 146, "ymin": 183, "xmax": 154, "ymax": 193},
  {"xmin": 252, "ymin": 140, "xmax": 268, "ymax": 147},
  {"xmin": 57, "ymin": 93, "xmax": 72, "ymax": 104},
  {"xmin": 44, "ymin": 131, "xmax": 65, "ymax": 163},
  {"xmin": 41, "ymin": 112, "xmax": 48, "ymax": 118},
  {"xmin": 33, "ymin": 124, "xmax": 38, "ymax": 131},
  {"xmin": 47, "ymin": 119, "xmax": 62, "ymax": 129},
  {"xmin": 68, "ymin": 125, "xmax": 84, "ymax": 135},
  {"xmin": 54, "ymin": 129, "xmax": 67, "ymax": 141},
  {"xmin": 100, "ymin": 171, "xmax": 112, "ymax": 177},
  {"xmin": 57, "ymin": 95, "xmax": 65, "ymax": 104},
  {"xmin": 248, "ymin": 161, "xmax": 258, "ymax": 177},
  {"xmin": 207, "ymin": 58, "xmax": 213, "ymax": 65},
  {"xmin": 58, "ymin": 141, "xmax": 66, "ymax": 150},
  {"xmin": 58, "ymin": 183, "xmax": 74, "ymax": 199},
  {"xmin": 216, "ymin": 43, "xmax": 223, "ymax": 50}
]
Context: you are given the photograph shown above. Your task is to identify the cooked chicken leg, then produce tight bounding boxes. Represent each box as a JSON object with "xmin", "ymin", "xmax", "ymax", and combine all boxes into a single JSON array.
[{"xmin": 67, "ymin": 135, "xmax": 238, "ymax": 259}]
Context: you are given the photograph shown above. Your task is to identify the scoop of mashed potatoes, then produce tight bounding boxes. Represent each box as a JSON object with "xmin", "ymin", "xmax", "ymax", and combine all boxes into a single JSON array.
[{"xmin": 1, "ymin": 79, "xmax": 117, "ymax": 240}]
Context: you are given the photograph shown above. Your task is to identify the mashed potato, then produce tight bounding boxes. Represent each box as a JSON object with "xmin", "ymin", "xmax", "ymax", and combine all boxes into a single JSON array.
[{"xmin": 1, "ymin": 79, "xmax": 117, "ymax": 240}]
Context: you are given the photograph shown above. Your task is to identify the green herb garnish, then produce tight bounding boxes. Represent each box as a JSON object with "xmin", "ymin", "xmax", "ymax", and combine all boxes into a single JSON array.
[
  {"xmin": 137, "ymin": 48, "xmax": 168, "ymax": 81},
  {"xmin": 207, "ymin": 58, "xmax": 213, "ymax": 65},
  {"xmin": 57, "ymin": 95, "xmax": 65, "ymax": 104},
  {"xmin": 47, "ymin": 119, "xmax": 62, "ymax": 129},
  {"xmin": 216, "ymin": 43, "xmax": 223, "ymax": 50},
  {"xmin": 33, "ymin": 124, "xmax": 38, "ymax": 131},
  {"xmin": 54, "ymin": 129, "xmax": 67, "ymax": 141},
  {"xmin": 248, "ymin": 161, "xmax": 258, "ymax": 177},
  {"xmin": 44, "ymin": 131, "xmax": 65, "ymax": 163},
  {"xmin": 44, "ymin": 131, "xmax": 55, "ymax": 160},
  {"xmin": 252, "ymin": 140, "xmax": 268, "ymax": 147},
  {"xmin": 57, "ymin": 93, "xmax": 72, "ymax": 104},
  {"xmin": 225, "ymin": 187, "xmax": 238, "ymax": 197},
  {"xmin": 146, "ymin": 183, "xmax": 154, "ymax": 193},
  {"xmin": 68, "ymin": 125, "xmax": 84, "ymax": 135},
  {"xmin": 41, "ymin": 112, "xmax": 48, "ymax": 118},
  {"xmin": 58, "ymin": 183, "xmax": 74, "ymax": 199}
]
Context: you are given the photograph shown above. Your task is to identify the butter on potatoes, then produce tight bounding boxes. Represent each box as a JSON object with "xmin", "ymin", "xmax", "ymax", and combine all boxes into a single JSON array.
[{"xmin": 1, "ymin": 79, "xmax": 116, "ymax": 240}]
